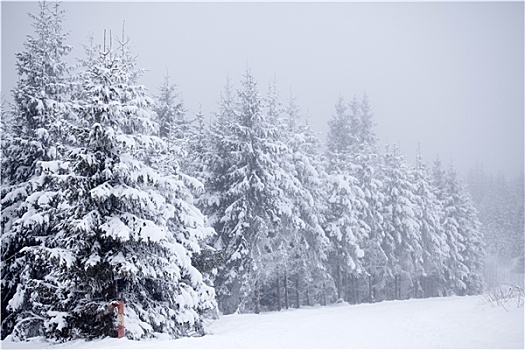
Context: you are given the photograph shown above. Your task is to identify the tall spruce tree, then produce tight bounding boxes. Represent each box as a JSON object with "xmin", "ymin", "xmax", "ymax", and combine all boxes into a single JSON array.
[
  {"xmin": 412, "ymin": 148, "xmax": 447, "ymax": 298},
  {"xmin": 467, "ymin": 166, "xmax": 524, "ymax": 284},
  {"xmin": 153, "ymin": 73, "xmax": 189, "ymax": 172},
  {"xmin": 324, "ymin": 97, "xmax": 367, "ymax": 301},
  {"xmin": 380, "ymin": 146, "xmax": 422, "ymax": 300},
  {"xmin": 432, "ymin": 159, "xmax": 468, "ymax": 295},
  {"xmin": 202, "ymin": 72, "xmax": 295, "ymax": 314},
  {"xmin": 1, "ymin": 1, "xmax": 73, "ymax": 339},
  {"xmin": 3, "ymin": 29, "xmax": 216, "ymax": 340},
  {"xmin": 63, "ymin": 36, "xmax": 215, "ymax": 339},
  {"xmin": 273, "ymin": 92, "xmax": 332, "ymax": 309},
  {"xmin": 185, "ymin": 107, "xmax": 209, "ymax": 182},
  {"xmin": 346, "ymin": 96, "xmax": 386, "ymax": 304},
  {"xmin": 444, "ymin": 167, "xmax": 485, "ymax": 295}
]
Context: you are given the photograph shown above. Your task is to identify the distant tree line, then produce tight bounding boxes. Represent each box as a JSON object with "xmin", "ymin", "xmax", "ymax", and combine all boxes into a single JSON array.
[
  {"xmin": 467, "ymin": 164, "xmax": 524, "ymax": 287},
  {"xmin": 2, "ymin": 1, "xmax": 509, "ymax": 342}
]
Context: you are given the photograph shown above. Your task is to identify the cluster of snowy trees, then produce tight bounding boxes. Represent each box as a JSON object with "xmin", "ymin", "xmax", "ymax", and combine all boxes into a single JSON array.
[
  {"xmin": 467, "ymin": 165, "xmax": 524, "ymax": 287},
  {"xmin": 1, "ymin": 1, "xmax": 487, "ymax": 342},
  {"xmin": 195, "ymin": 82, "xmax": 485, "ymax": 314},
  {"xmin": 1, "ymin": 2, "xmax": 215, "ymax": 341}
]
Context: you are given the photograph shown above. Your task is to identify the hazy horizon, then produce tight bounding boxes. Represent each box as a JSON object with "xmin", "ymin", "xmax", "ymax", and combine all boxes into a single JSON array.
[{"xmin": 2, "ymin": 1, "xmax": 523, "ymax": 179}]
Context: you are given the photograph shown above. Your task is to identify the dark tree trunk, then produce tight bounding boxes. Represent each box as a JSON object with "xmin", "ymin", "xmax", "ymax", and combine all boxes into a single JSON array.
[
  {"xmin": 348, "ymin": 275, "xmax": 352, "ymax": 304},
  {"xmin": 336, "ymin": 262, "xmax": 342, "ymax": 300},
  {"xmin": 368, "ymin": 274, "xmax": 373, "ymax": 303},
  {"xmin": 255, "ymin": 279, "xmax": 260, "ymax": 314},
  {"xmin": 284, "ymin": 269, "xmax": 289, "ymax": 309},
  {"xmin": 345, "ymin": 273, "xmax": 350, "ymax": 303},
  {"xmin": 352, "ymin": 275, "xmax": 356, "ymax": 303},
  {"xmin": 295, "ymin": 274, "xmax": 300, "ymax": 308},
  {"xmin": 394, "ymin": 274, "xmax": 399, "ymax": 300},
  {"xmin": 306, "ymin": 286, "xmax": 311, "ymax": 306},
  {"xmin": 352, "ymin": 274, "xmax": 358, "ymax": 304},
  {"xmin": 276, "ymin": 271, "xmax": 281, "ymax": 311}
]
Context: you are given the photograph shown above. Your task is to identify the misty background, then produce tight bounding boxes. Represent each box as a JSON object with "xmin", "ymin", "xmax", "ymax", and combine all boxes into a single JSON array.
[{"xmin": 2, "ymin": 1, "xmax": 523, "ymax": 178}]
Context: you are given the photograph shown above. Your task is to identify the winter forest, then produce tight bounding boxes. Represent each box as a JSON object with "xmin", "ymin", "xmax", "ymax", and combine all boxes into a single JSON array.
[{"xmin": 1, "ymin": 1, "xmax": 523, "ymax": 343}]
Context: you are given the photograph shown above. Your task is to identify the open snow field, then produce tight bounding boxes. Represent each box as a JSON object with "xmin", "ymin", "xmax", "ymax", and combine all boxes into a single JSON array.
[{"xmin": 2, "ymin": 295, "xmax": 523, "ymax": 349}]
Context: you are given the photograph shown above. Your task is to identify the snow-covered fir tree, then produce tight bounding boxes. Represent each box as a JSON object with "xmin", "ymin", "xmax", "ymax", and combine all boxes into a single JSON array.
[
  {"xmin": 201, "ymin": 72, "xmax": 297, "ymax": 314},
  {"xmin": 443, "ymin": 166, "xmax": 485, "ymax": 295},
  {"xmin": 324, "ymin": 97, "xmax": 368, "ymax": 302},
  {"xmin": 467, "ymin": 165, "xmax": 524, "ymax": 285},
  {"xmin": 184, "ymin": 107, "xmax": 209, "ymax": 181},
  {"xmin": 262, "ymin": 89, "xmax": 333, "ymax": 310},
  {"xmin": 380, "ymin": 146, "xmax": 423, "ymax": 300},
  {"xmin": 153, "ymin": 73, "xmax": 189, "ymax": 171},
  {"xmin": 344, "ymin": 96, "xmax": 386, "ymax": 304},
  {"xmin": 64, "ymin": 37, "xmax": 215, "ymax": 339},
  {"xmin": 183, "ymin": 107, "xmax": 220, "ymax": 294},
  {"xmin": 431, "ymin": 158, "xmax": 485, "ymax": 296},
  {"xmin": 1, "ymin": 1, "xmax": 73, "ymax": 340},
  {"xmin": 431, "ymin": 157, "xmax": 459, "ymax": 296},
  {"xmin": 412, "ymin": 147, "xmax": 448, "ymax": 298},
  {"xmin": 3, "ymin": 27, "xmax": 216, "ymax": 340}
]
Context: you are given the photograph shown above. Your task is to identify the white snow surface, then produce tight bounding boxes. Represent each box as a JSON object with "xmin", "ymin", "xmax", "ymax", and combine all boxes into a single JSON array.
[{"xmin": 2, "ymin": 296, "xmax": 523, "ymax": 349}]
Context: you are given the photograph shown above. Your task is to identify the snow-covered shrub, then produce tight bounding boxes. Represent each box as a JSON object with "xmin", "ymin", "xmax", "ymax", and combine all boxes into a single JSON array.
[{"xmin": 481, "ymin": 283, "xmax": 524, "ymax": 311}]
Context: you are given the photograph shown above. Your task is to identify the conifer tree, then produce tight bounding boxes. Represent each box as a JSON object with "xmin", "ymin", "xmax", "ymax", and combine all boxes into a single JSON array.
[
  {"xmin": 3, "ymin": 28, "xmax": 216, "ymax": 340},
  {"xmin": 202, "ymin": 72, "xmax": 295, "ymax": 314},
  {"xmin": 1, "ymin": 1, "xmax": 73, "ymax": 339},
  {"xmin": 63, "ymin": 36, "xmax": 214, "ymax": 339},
  {"xmin": 508, "ymin": 174, "xmax": 524, "ymax": 274},
  {"xmin": 185, "ymin": 107, "xmax": 209, "ymax": 181},
  {"xmin": 153, "ymin": 73, "xmax": 188, "ymax": 171},
  {"xmin": 432, "ymin": 159, "xmax": 468, "ymax": 295},
  {"xmin": 443, "ymin": 167, "xmax": 485, "ymax": 295},
  {"xmin": 468, "ymin": 167, "xmax": 524, "ymax": 281},
  {"xmin": 276, "ymin": 93, "xmax": 332, "ymax": 308},
  {"xmin": 412, "ymin": 148, "xmax": 447, "ymax": 298},
  {"xmin": 380, "ymin": 146, "xmax": 422, "ymax": 300},
  {"xmin": 324, "ymin": 97, "xmax": 367, "ymax": 301},
  {"xmin": 347, "ymin": 96, "xmax": 385, "ymax": 303}
]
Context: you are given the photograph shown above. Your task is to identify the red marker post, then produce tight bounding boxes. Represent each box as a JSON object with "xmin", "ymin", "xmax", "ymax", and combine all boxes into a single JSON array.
[
  {"xmin": 106, "ymin": 301, "xmax": 125, "ymax": 338},
  {"xmin": 117, "ymin": 300, "xmax": 125, "ymax": 338}
]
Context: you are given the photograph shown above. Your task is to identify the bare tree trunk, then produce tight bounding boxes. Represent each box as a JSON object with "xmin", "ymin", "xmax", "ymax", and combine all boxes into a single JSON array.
[
  {"xmin": 255, "ymin": 279, "xmax": 260, "ymax": 314},
  {"xmin": 276, "ymin": 270, "xmax": 281, "ymax": 311},
  {"xmin": 387, "ymin": 277, "xmax": 392, "ymax": 300},
  {"xmin": 368, "ymin": 274, "xmax": 373, "ymax": 303},
  {"xmin": 306, "ymin": 286, "xmax": 311, "ymax": 306},
  {"xmin": 387, "ymin": 276, "xmax": 390, "ymax": 300},
  {"xmin": 295, "ymin": 274, "xmax": 300, "ymax": 308},
  {"xmin": 336, "ymin": 262, "xmax": 342, "ymax": 300},
  {"xmin": 394, "ymin": 274, "xmax": 399, "ymax": 300},
  {"xmin": 350, "ymin": 275, "xmax": 356, "ymax": 304},
  {"xmin": 345, "ymin": 274, "xmax": 349, "ymax": 303},
  {"xmin": 322, "ymin": 283, "xmax": 327, "ymax": 306},
  {"xmin": 354, "ymin": 275, "xmax": 359, "ymax": 304},
  {"xmin": 347, "ymin": 273, "xmax": 354, "ymax": 303},
  {"xmin": 398, "ymin": 274, "xmax": 402, "ymax": 300},
  {"xmin": 284, "ymin": 269, "xmax": 289, "ymax": 309}
]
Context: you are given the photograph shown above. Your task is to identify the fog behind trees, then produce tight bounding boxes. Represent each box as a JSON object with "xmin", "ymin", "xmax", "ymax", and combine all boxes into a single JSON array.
[{"xmin": 3, "ymin": 1, "xmax": 523, "ymax": 179}]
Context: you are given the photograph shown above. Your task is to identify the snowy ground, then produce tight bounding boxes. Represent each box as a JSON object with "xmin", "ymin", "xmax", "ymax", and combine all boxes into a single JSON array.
[{"xmin": 2, "ymin": 295, "xmax": 523, "ymax": 349}]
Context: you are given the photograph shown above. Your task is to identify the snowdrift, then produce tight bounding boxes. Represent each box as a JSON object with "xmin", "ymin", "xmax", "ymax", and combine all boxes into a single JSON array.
[{"xmin": 2, "ymin": 295, "xmax": 523, "ymax": 349}]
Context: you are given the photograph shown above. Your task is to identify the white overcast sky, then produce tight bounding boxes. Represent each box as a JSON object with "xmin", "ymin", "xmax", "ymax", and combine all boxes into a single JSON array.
[{"xmin": 2, "ymin": 1, "xmax": 523, "ymax": 178}]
